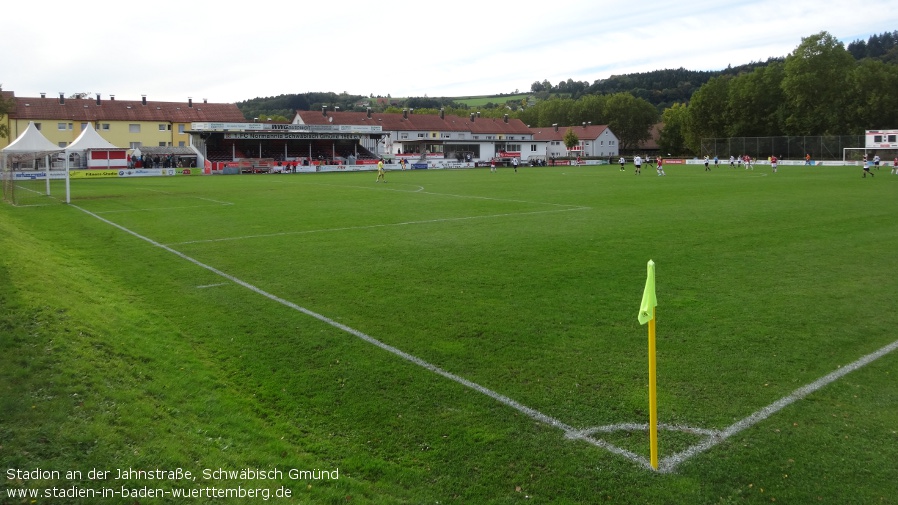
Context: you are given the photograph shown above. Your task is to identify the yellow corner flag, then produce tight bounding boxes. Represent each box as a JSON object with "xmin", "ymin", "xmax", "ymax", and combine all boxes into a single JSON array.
[
  {"xmin": 638, "ymin": 260, "xmax": 657, "ymax": 325},
  {"xmin": 639, "ymin": 259, "xmax": 659, "ymax": 470}
]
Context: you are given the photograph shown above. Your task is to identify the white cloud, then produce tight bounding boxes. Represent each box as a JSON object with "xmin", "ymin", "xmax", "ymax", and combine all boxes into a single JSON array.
[{"xmin": 2, "ymin": 0, "xmax": 897, "ymax": 103}]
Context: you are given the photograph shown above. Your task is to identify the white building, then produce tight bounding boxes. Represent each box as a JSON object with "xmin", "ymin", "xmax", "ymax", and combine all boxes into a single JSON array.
[
  {"xmin": 530, "ymin": 124, "xmax": 619, "ymax": 161},
  {"xmin": 293, "ymin": 109, "xmax": 536, "ymax": 164}
]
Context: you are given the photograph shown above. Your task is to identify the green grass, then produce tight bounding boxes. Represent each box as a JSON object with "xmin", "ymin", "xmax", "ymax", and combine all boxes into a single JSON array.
[
  {"xmin": 2, "ymin": 164, "xmax": 897, "ymax": 504},
  {"xmin": 452, "ymin": 94, "xmax": 531, "ymax": 108}
]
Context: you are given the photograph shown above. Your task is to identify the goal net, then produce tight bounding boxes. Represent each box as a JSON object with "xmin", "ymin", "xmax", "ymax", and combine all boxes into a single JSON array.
[
  {"xmin": 842, "ymin": 147, "xmax": 898, "ymax": 167},
  {"xmin": 1, "ymin": 151, "xmax": 67, "ymax": 206}
]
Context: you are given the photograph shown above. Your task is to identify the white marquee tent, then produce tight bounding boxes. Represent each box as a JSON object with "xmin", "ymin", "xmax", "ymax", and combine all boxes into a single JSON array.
[
  {"xmin": 1, "ymin": 122, "xmax": 63, "ymax": 204},
  {"xmin": 65, "ymin": 122, "xmax": 127, "ymax": 169}
]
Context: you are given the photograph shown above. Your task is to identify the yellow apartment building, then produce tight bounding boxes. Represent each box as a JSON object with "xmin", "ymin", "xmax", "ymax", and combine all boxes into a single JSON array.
[{"xmin": 1, "ymin": 91, "xmax": 245, "ymax": 150}]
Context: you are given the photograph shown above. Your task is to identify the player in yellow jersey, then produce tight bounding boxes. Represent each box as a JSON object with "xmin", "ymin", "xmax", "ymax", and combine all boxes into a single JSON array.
[{"xmin": 376, "ymin": 159, "xmax": 386, "ymax": 182}]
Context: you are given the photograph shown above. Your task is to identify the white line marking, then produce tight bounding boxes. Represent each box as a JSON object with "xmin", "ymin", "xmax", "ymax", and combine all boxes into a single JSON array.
[
  {"xmin": 168, "ymin": 207, "xmax": 589, "ymax": 246},
  {"xmin": 70, "ymin": 204, "xmax": 898, "ymax": 473},
  {"xmin": 196, "ymin": 282, "xmax": 229, "ymax": 289},
  {"xmin": 302, "ymin": 181, "xmax": 579, "ymax": 208},
  {"xmin": 89, "ymin": 188, "xmax": 235, "ymax": 213},
  {"xmin": 335, "ymin": 183, "xmax": 426, "ymax": 193},
  {"xmin": 163, "ymin": 181, "xmax": 588, "ymax": 245},
  {"xmin": 95, "ymin": 204, "xmax": 233, "ymax": 214},
  {"xmin": 140, "ymin": 188, "xmax": 235, "ymax": 206},
  {"xmin": 70, "ymin": 203, "xmax": 577, "ymax": 436},
  {"xmin": 656, "ymin": 339, "xmax": 898, "ymax": 473}
]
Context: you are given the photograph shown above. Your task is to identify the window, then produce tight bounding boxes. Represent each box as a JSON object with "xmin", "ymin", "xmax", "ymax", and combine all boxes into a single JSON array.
[
  {"xmin": 80, "ymin": 123, "xmax": 88, "ymax": 131},
  {"xmin": 178, "ymin": 141, "xmax": 186, "ymax": 147},
  {"xmin": 530, "ymin": 145, "xmax": 537, "ymax": 152},
  {"xmin": 159, "ymin": 142, "xmax": 166, "ymax": 147},
  {"xmin": 890, "ymin": 134, "xmax": 897, "ymax": 143},
  {"xmin": 178, "ymin": 124, "xmax": 185, "ymax": 134},
  {"xmin": 129, "ymin": 142, "xmax": 142, "ymax": 149},
  {"xmin": 159, "ymin": 124, "xmax": 167, "ymax": 131},
  {"xmin": 417, "ymin": 133, "xmax": 425, "ymax": 138},
  {"xmin": 58, "ymin": 142, "xmax": 67, "ymax": 148},
  {"xmin": 101, "ymin": 124, "xmax": 110, "ymax": 131},
  {"xmin": 58, "ymin": 123, "xmax": 67, "ymax": 130},
  {"xmin": 129, "ymin": 124, "xmax": 141, "ymax": 133},
  {"xmin": 34, "ymin": 123, "xmax": 41, "ymax": 130}
]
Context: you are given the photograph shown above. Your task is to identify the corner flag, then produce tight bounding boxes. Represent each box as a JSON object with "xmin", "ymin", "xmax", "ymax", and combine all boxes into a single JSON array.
[
  {"xmin": 638, "ymin": 259, "xmax": 659, "ymax": 470},
  {"xmin": 638, "ymin": 260, "xmax": 657, "ymax": 325}
]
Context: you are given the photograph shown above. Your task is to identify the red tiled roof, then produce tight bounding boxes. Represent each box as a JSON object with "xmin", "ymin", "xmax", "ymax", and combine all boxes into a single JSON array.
[
  {"xmin": 9, "ymin": 95, "xmax": 245, "ymax": 123},
  {"xmin": 530, "ymin": 124, "xmax": 610, "ymax": 141},
  {"xmin": 296, "ymin": 111, "xmax": 532, "ymax": 135}
]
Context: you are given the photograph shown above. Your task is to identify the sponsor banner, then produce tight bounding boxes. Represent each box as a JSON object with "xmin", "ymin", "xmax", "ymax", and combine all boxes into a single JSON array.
[
  {"xmin": 224, "ymin": 133, "xmax": 362, "ymax": 140},
  {"xmin": 69, "ymin": 170, "xmax": 123, "ymax": 178},
  {"xmin": 12, "ymin": 171, "xmax": 66, "ymax": 180},
  {"xmin": 67, "ymin": 168, "xmax": 199, "ymax": 179},
  {"xmin": 192, "ymin": 122, "xmax": 382, "ymax": 133},
  {"xmin": 662, "ymin": 159, "xmax": 686, "ymax": 164},
  {"xmin": 318, "ymin": 164, "xmax": 374, "ymax": 173}
]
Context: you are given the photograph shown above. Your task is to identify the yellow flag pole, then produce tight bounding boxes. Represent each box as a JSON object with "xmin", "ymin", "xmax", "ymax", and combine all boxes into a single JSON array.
[
  {"xmin": 638, "ymin": 260, "xmax": 659, "ymax": 470},
  {"xmin": 648, "ymin": 307, "xmax": 658, "ymax": 470}
]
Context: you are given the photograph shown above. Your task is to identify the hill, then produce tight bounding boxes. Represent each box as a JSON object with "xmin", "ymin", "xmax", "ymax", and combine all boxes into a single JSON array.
[{"xmin": 236, "ymin": 31, "xmax": 898, "ymax": 120}]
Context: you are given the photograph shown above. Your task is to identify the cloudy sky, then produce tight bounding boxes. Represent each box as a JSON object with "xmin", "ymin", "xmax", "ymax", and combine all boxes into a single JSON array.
[{"xmin": 3, "ymin": 0, "xmax": 897, "ymax": 104}]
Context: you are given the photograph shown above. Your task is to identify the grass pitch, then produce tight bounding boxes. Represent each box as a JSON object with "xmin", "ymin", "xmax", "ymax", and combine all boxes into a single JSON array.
[{"xmin": 2, "ymin": 163, "xmax": 897, "ymax": 503}]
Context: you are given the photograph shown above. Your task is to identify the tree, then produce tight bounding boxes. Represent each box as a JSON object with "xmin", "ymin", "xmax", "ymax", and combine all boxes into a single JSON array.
[
  {"xmin": 537, "ymin": 97, "xmax": 577, "ymax": 128},
  {"xmin": 684, "ymin": 75, "xmax": 730, "ymax": 153},
  {"xmin": 781, "ymin": 31, "xmax": 855, "ymax": 135},
  {"xmin": 725, "ymin": 62, "xmax": 785, "ymax": 137},
  {"xmin": 604, "ymin": 93, "xmax": 658, "ymax": 151},
  {"xmin": 658, "ymin": 103, "xmax": 690, "ymax": 155},
  {"xmin": 571, "ymin": 94, "xmax": 607, "ymax": 126},
  {"xmin": 846, "ymin": 59, "xmax": 898, "ymax": 131},
  {"xmin": 0, "ymin": 85, "xmax": 13, "ymax": 140},
  {"xmin": 562, "ymin": 128, "xmax": 579, "ymax": 157}
]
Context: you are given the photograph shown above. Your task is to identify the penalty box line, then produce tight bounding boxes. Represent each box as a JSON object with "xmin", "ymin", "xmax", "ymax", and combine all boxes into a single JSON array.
[
  {"xmin": 168, "ymin": 207, "xmax": 589, "ymax": 246},
  {"xmin": 69, "ymin": 205, "xmax": 589, "ymax": 449},
  {"xmin": 169, "ymin": 182, "xmax": 590, "ymax": 246}
]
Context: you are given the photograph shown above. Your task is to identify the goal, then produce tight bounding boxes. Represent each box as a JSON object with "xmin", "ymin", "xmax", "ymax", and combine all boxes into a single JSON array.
[
  {"xmin": 842, "ymin": 147, "xmax": 898, "ymax": 167},
  {"xmin": 1, "ymin": 151, "xmax": 66, "ymax": 206}
]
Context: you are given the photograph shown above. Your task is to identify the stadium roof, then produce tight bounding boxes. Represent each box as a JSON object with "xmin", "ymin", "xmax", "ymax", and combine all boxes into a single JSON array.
[{"xmin": 295, "ymin": 110, "xmax": 532, "ymax": 136}]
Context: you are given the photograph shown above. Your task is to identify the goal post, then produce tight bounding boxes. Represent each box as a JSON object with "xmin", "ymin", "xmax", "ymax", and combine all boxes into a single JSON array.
[
  {"xmin": 844, "ymin": 130, "xmax": 898, "ymax": 166},
  {"xmin": 1, "ymin": 150, "xmax": 66, "ymax": 206}
]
